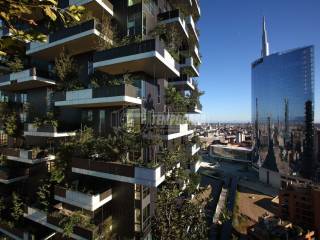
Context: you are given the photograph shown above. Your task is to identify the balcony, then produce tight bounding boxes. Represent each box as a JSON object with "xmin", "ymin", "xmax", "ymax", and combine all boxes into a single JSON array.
[
  {"xmin": 188, "ymin": 104, "xmax": 202, "ymax": 114},
  {"xmin": 93, "ymin": 39, "xmax": 180, "ymax": 78},
  {"xmin": 181, "ymin": 57, "xmax": 199, "ymax": 77},
  {"xmin": 169, "ymin": 75, "xmax": 195, "ymax": 90},
  {"xmin": 169, "ymin": 0, "xmax": 192, "ymax": 8},
  {"xmin": 160, "ymin": 124, "xmax": 194, "ymax": 140},
  {"xmin": 0, "ymin": 167, "xmax": 29, "ymax": 184},
  {"xmin": 0, "ymin": 68, "xmax": 55, "ymax": 91},
  {"xmin": 59, "ymin": 0, "xmax": 113, "ymax": 17},
  {"xmin": 3, "ymin": 148, "xmax": 55, "ymax": 164},
  {"xmin": 186, "ymin": 16, "xmax": 199, "ymax": 44},
  {"xmin": 158, "ymin": 9, "xmax": 189, "ymax": 39},
  {"xmin": 193, "ymin": 45, "xmax": 201, "ymax": 63},
  {"xmin": 54, "ymin": 185, "xmax": 112, "ymax": 211},
  {"xmin": 24, "ymin": 123, "xmax": 76, "ymax": 138},
  {"xmin": 192, "ymin": 0, "xmax": 201, "ymax": 18},
  {"xmin": 72, "ymin": 158, "xmax": 166, "ymax": 187},
  {"xmin": 24, "ymin": 207, "xmax": 97, "ymax": 240},
  {"xmin": 54, "ymin": 85, "xmax": 141, "ymax": 108},
  {"xmin": 26, "ymin": 19, "xmax": 107, "ymax": 60},
  {"xmin": 189, "ymin": 143, "xmax": 200, "ymax": 155},
  {"xmin": 0, "ymin": 222, "xmax": 26, "ymax": 240}
]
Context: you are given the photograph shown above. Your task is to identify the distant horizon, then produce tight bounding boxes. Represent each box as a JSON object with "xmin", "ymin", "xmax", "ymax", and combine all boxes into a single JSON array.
[{"xmin": 198, "ymin": 0, "xmax": 319, "ymax": 122}]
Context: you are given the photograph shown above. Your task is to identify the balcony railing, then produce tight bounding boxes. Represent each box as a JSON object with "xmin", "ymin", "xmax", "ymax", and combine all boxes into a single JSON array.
[
  {"xmin": 169, "ymin": 75, "xmax": 194, "ymax": 90},
  {"xmin": 54, "ymin": 185, "xmax": 112, "ymax": 211},
  {"xmin": 54, "ymin": 84, "xmax": 141, "ymax": 107},
  {"xmin": 59, "ymin": 0, "xmax": 113, "ymax": 16},
  {"xmin": 72, "ymin": 158, "xmax": 165, "ymax": 187},
  {"xmin": 0, "ymin": 67, "xmax": 54, "ymax": 90},
  {"xmin": 158, "ymin": 9, "xmax": 188, "ymax": 38},
  {"xmin": 24, "ymin": 123, "xmax": 76, "ymax": 137},
  {"xmin": 186, "ymin": 15, "xmax": 199, "ymax": 43},
  {"xmin": 27, "ymin": 19, "xmax": 102, "ymax": 53},
  {"xmin": 0, "ymin": 167, "xmax": 29, "ymax": 183},
  {"xmin": 180, "ymin": 57, "xmax": 199, "ymax": 77},
  {"xmin": 93, "ymin": 39, "xmax": 180, "ymax": 77},
  {"xmin": 3, "ymin": 148, "xmax": 54, "ymax": 164}
]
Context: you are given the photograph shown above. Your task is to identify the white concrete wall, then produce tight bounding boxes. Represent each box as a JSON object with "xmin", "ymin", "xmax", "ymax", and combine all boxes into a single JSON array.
[{"xmin": 259, "ymin": 167, "xmax": 281, "ymax": 189}]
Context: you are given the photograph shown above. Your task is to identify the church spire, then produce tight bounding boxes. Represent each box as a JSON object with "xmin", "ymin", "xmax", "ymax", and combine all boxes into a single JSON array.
[{"xmin": 261, "ymin": 16, "xmax": 270, "ymax": 57}]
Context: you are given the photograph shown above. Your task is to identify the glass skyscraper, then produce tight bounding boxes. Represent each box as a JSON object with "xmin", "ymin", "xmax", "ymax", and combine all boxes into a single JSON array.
[{"xmin": 252, "ymin": 19, "xmax": 315, "ymax": 176}]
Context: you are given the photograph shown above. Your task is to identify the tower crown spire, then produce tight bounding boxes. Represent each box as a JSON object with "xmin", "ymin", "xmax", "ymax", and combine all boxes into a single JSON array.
[{"xmin": 261, "ymin": 16, "xmax": 270, "ymax": 57}]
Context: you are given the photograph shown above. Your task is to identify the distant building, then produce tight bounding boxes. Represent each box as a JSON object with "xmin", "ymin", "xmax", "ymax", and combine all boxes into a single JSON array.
[
  {"xmin": 247, "ymin": 216, "xmax": 315, "ymax": 240},
  {"xmin": 209, "ymin": 144, "xmax": 252, "ymax": 162},
  {"xmin": 252, "ymin": 18, "xmax": 315, "ymax": 181},
  {"xmin": 236, "ymin": 132, "xmax": 245, "ymax": 143},
  {"xmin": 279, "ymin": 182, "xmax": 320, "ymax": 238}
]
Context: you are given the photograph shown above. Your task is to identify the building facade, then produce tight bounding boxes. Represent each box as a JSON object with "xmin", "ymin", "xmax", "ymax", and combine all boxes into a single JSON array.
[
  {"xmin": 252, "ymin": 19, "xmax": 315, "ymax": 180},
  {"xmin": 0, "ymin": 0, "xmax": 203, "ymax": 239},
  {"xmin": 279, "ymin": 182, "xmax": 320, "ymax": 238}
]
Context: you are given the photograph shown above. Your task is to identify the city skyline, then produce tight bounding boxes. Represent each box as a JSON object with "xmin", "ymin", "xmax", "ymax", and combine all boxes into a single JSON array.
[{"xmin": 198, "ymin": 0, "xmax": 320, "ymax": 122}]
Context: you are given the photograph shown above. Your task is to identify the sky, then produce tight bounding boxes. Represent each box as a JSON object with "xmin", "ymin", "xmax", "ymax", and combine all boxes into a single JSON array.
[{"xmin": 197, "ymin": 0, "xmax": 320, "ymax": 123}]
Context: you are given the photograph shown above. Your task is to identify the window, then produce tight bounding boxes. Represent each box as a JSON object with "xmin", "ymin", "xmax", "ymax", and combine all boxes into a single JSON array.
[
  {"xmin": 134, "ymin": 208, "xmax": 141, "ymax": 232},
  {"xmin": 143, "ymin": 204, "xmax": 150, "ymax": 222},
  {"xmin": 87, "ymin": 61, "xmax": 93, "ymax": 75},
  {"xmin": 143, "ymin": 13, "xmax": 147, "ymax": 35},
  {"xmin": 135, "ymin": 184, "xmax": 141, "ymax": 200},
  {"xmin": 127, "ymin": 14, "xmax": 136, "ymax": 36},
  {"xmin": 99, "ymin": 110, "xmax": 105, "ymax": 135}
]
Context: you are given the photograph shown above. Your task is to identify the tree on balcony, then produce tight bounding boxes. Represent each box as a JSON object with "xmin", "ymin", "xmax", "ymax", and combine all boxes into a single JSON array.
[
  {"xmin": 0, "ymin": 0, "xmax": 84, "ymax": 56},
  {"xmin": 53, "ymin": 50, "xmax": 83, "ymax": 91},
  {"xmin": 90, "ymin": 71, "xmax": 137, "ymax": 88},
  {"xmin": 11, "ymin": 192, "xmax": 24, "ymax": 222},
  {"xmin": 150, "ymin": 24, "xmax": 183, "ymax": 61},
  {"xmin": 165, "ymin": 86, "xmax": 187, "ymax": 113},
  {"xmin": 4, "ymin": 55, "xmax": 24, "ymax": 72},
  {"xmin": 185, "ymin": 81, "xmax": 204, "ymax": 110},
  {"xmin": 32, "ymin": 111, "xmax": 58, "ymax": 128}
]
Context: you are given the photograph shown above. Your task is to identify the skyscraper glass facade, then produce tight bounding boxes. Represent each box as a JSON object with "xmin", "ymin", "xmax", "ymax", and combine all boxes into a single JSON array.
[{"xmin": 252, "ymin": 46, "xmax": 315, "ymax": 173}]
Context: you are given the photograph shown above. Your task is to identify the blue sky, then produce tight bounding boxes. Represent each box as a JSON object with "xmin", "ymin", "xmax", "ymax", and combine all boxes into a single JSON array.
[{"xmin": 198, "ymin": 0, "xmax": 320, "ymax": 122}]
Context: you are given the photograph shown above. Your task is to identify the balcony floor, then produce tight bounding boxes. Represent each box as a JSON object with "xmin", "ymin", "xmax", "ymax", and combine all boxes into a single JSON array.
[
  {"xmin": 27, "ymin": 31, "xmax": 102, "ymax": 60},
  {"xmin": 0, "ymin": 77, "xmax": 55, "ymax": 91},
  {"xmin": 93, "ymin": 51, "xmax": 180, "ymax": 78},
  {"xmin": 55, "ymin": 96, "xmax": 142, "ymax": 108}
]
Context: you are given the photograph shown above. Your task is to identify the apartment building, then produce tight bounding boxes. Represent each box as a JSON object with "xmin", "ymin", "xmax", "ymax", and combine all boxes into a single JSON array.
[
  {"xmin": 0, "ymin": 0, "xmax": 202, "ymax": 239},
  {"xmin": 279, "ymin": 180, "xmax": 320, "ymax": 238}
]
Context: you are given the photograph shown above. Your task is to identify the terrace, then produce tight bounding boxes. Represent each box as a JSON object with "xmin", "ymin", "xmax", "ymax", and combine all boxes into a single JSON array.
[
  {"xmin": 72, "ymin": 158, "xmax": 166, "ymax": 187},
  {"xmin": 2, "ymin": 148, "xmax": 55, "ymax": 164},
  {"xmin": 54, "ymin": 184, "xmax": 112, "ymax": 211},
  {"xmin": 93, "ymin": 39, "xmax": 180, "ymax": 78},
  {"xmin": 54, "ymin": 84, "xmax": 142, "ymax": 108},
  {"xmin": 26, "ymin": 19, "xmax": 108, "ymax": 60},
  {"xmin": 0, "ymin": 166, "xmax": 29, "ymax": 184},
  {"xmin": 158, "ymin": 9, "xmax": 189, "ymax": 39},
  {"xmin": 59, "ymin": 0, "xmax": 113, "ymax": 17},
  {"xmin": 186, "ymin": 15, "xmax": 199, "ymax": 44},
  {"xmin": 0, "ymin": 68, "xmax": 55, "ymax": 91},
  {"xmin": 24, "ymin": 123, "xmax": 76, "ymax": 138},
  {"xmin": 169, "ymin": 75, "xmax": 195, "ymax": 90},
  {"xmin": 180, "ymin": 57, "xmax": 200, "ymax": 77}
]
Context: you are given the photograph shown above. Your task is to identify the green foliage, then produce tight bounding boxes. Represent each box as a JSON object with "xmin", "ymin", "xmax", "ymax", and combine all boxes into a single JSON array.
[
  {"xmin": 33, "ymin": 112, "xmax": 58, "ymax": 128},
  {"xmin": 53, "ymin": 50, "xmax": 83, "ymax": 91},
  {"xmin": 165, "ymin": 86, "xmax": 188, "ymax": 113},
  {"xmin": 152, "ymin": 186, "xmax": 208, "ymax": 240},
  {"xmin": 0, "ymin": 0, "xmax": 85, "ymax": 56},
  {"xmin": 5, "ymin": 56, "xmax": 23, "ymax": 72},
  {"xmin": 37, "ymin": 182, "xmax": 51, "ymax": 212},
  {"xmin": 219, "ymin": 207, "xmax": 232, "ymax": 224},
  {"xmin": 2, "ymin": 111, "xmax": 21, "ymax": 137},
  {"xmin": 59, "ymin": 211, "xmax": 95, "ymax": 237},
  {"xmin": 150, "ymin": 24, "xmax": 182, "ymax": 61},
  {"xmin": 90, "ymin": 72, "xmax": 136, "ymax": 88},
  {"xmin": 11, "ymin": 192, "xmax": 24, "ymax": 222}
]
